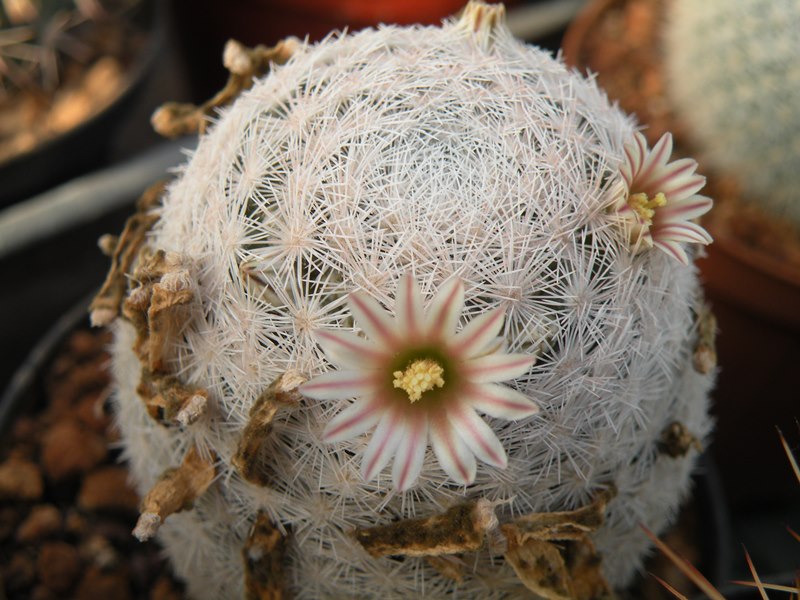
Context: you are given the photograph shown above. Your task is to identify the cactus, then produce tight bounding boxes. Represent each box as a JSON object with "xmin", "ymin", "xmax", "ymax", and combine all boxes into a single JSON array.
[
  {"xmin": 664, "ymin": 0, "xmax": 800, "ymax": 227},
  {"xmin": 97, "ymin": 3, "xmax": 715, "ymax": 597},
  {"xmin": 0, "ymin": 0, "xmax": 142, "ymax": 95}
]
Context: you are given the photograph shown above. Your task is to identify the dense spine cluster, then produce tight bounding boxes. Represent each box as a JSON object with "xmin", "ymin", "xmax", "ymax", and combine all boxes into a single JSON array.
[{"xmin": 106, "ymin": 4, "xmax": 714, "ymax": 598}]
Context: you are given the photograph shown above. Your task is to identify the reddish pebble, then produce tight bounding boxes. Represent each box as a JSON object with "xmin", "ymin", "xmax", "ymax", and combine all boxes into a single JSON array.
[
  {"xmin": 74, "ymin": 565, "xmax": 132, "ymax": 600},
  {"xmin": 17, "ymin": 504, "xmax": 62, "ymax": 543},
  {"xmin": 78, "ymin": 466, "xmax": 140, "ymax": 513},
  {"xmin": 41, "ymin": 419, "xmax": 108, "ymax": 481},
  {"xmin": 0, "ymin": 456, "xmax": 43, "ymax": 500},
  {"xmin": 37, "ymin": 541, "xmax": 82, "ymax": 593}
]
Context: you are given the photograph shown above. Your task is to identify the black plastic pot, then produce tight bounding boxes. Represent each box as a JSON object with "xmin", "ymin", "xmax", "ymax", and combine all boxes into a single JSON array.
[{"xmin": 0, "ymin": 0, "xmax": 166, "ymax": 208}]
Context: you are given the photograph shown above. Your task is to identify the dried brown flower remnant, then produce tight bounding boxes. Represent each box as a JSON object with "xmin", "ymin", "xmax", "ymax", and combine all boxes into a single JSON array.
[
  {"xmin": 243, "ymin": 513, "xmax": 290, "ymax": 600},
  {"xmin": 354, "ymin": 499, "xmax": 498, "ymax": 558},
  {"xmin": 502, "ymin": 489, "xmax": 615, "ymax": 600},
  {"xmin": 89, "ymin": 181, "xmax": 165, "ymax": 327},
  {"xmin": 659, "ymin": 421, "xmax": 703, "ymax": 458},
  {"xmin": 151, "ymin": 38, "xmax": 300, "ymax": 138},
  {"xmin": 121, "ymin": 248, "xmax": 195, "ymax": 373},
  {"xmin": 136, "ymin": 369, "xmax": 208, "ymax": 424},
  {"xmin": 693, "ymin": 306, "xmax": 717, "ymax": 375},
  {"xmin": 233, "ymin": 371, "xmax": 305, "ymax": 486},
  {"xmin": 133, "ymin": 447, "xmax": 216, "ymax": 542}
]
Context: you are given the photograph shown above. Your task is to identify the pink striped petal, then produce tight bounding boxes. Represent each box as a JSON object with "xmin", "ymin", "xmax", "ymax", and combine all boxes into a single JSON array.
[
  {"xmin": 657, "ymin": 172, "xmax": 705, "ymax": 201},
  {"xmin": 299, "ymin": 371, "xmax": 373, "ymax": 400},
  {"xmin": 636, "ymin": 133, "xmax": 673, "ymax": 186},
  {"xmin": 395, "ymin": 274, "xmax": 424, "ymax": 338},
  {"xmin": 315, "ymin": 330, "xmax": 386, "ymax": 369},
  {"xmin": 474, "ymin": 336, "xmax": 506, "ymax": 358},
  {"xmin": 424, "ymin": 277, "xmax": 465, "ymax": 339},
  {"xmin": 451, "ymin": 305, "xmax": 506, "ymax": 358},
  {"xmin": 463, "ymin": 353, "xmax": 535, "ymax": 383},
  {"xmin": 647, "ymin": 158, "xmax": 698, "ymax": 195},
  {"xmin": 658, "ymin": 195, "xmax": 713, "ymax": 221},
  {"xmin": 347, "ymin": 291, "xmax": 398, "ymax": 347},
  {"xmin": 322, "ymin": 395, "xmax": 387, "ymax": 443},
  {"xmin": 446, "ymin": 403, "xmax": 507, "ymax": 469},
  {"xmin": 429, "ymin": 412, "xmax": 476, "ymax": 485},
  {"xmin": 655, "ymin": 222, "xmax": 712, "ymax": 245},
  {"xmin": 361, "ymin": 408, "xmax": 406, "ymax": 482},
  {"xmin": 466, "ymin": 383, "xmax": 540, "ymax": 420},
  {"xmin": 653, "ymin": 240, "xmax": 689, "ymax": 265},
  {"xmin": 392, "ymin": 414, "xmax": 429, "ymax": 491}
]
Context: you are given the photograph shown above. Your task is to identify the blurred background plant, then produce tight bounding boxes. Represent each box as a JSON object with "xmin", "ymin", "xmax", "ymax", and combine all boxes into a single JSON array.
[{"xmin": 0, "ymin": 0, "xmax": 149, "ymax": 165}]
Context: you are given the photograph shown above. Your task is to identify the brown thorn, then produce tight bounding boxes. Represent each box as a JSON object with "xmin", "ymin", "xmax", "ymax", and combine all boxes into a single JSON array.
[
  {"xmin": 132, "ymin": 446, "xmax": 216, "ymax": 541},
  {"xmin": 232, "ymin": 372, "xmax": 305, "ymax": 486},
  {"xmin": 89, "ymin": 181, "xmax": 166, "ymax": 327},
  {"xmin": 243, "ymin": 513, "xmax": 290, "ymax": 600},
  {"xmin": 659, "ymin": 421, "xmax": 703, "ymax": 458},
  {"xmin": 692, "ymin": 305, "xmax": 717, "ymax": 374},
  {"xmin": 354, "ymin": 498, "xmax": 498, "ymax": 559},
  {"xmin": 151, "ymin": 37, "xmax": 300, "ymax": 139}
]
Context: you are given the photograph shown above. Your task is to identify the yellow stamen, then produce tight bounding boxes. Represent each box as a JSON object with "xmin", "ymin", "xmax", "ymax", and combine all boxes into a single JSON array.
[
  {"xmin": 628, "ymin": 192, "xmax": 667, "ymax": 225},
  {"xmin": 393, "ymin": 359, "xmax": 445, "ymax": 403}
]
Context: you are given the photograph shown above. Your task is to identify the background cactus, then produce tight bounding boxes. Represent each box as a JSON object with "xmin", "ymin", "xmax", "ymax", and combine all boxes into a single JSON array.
[
  {"xmin": 664, "ymin": 0, "xmax": 800, "ymax": 228},
  {"xmin": 103, "ymin": 3, "xmax": 715, "ymax": 597}
]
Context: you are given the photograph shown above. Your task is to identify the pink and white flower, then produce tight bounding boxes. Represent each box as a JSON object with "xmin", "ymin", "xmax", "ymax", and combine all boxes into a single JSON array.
[
  {"xmin": 613, "ymin": 131, "xmax": 713, "ymax": 264},
  {"xmin": 300, "ymin": 275, "xmax": 539, "ymax": 491}
]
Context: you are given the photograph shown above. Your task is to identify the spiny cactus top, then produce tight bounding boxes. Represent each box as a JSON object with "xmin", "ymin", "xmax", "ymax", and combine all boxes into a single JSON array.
[
  {"xmin": 101, "ymin": 3, "xmax": 715, "ymax": 598},
  {"xmin": 664, "ymin": 0, "xmax": 800, "ymax": 227}
]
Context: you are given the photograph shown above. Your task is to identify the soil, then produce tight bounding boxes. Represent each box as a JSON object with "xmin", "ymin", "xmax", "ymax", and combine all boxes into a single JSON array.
[
  {"xmin": 0, "ymin": 328, "xmax": 185, "ymax": 600},
  {"xmin": 563, "ymin": 0, "xmax": 800, "ymax": 273}
]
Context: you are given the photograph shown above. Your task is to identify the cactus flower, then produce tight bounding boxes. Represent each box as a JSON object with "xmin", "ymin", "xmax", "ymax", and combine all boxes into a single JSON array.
[
  {"xmin": 301, "ymin": 275, "xmax": 538, "ymax": 491},
  {"xmin": 615, "ymin": 132, "xmax": 712, "ymax": 264}
]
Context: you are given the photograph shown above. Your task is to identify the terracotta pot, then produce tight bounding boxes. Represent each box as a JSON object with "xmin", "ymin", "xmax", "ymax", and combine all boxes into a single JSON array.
[{"xmin": 562, "ymin": 0, "xmax": 800, "ymax": 510}]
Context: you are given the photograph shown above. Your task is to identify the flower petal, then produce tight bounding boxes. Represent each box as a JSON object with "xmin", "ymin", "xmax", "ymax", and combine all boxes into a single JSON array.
[
  {"xmin": 299, "ymin": 371, "xmax": 374, "ymax": 400},
  {"xmin": 636, "ymin": 132, "xmax": 673, "ymax": 186},
  {"xmin": 429, "ymin": 411, "xmax": 476, "ymax": 485},
  {"xmin": 658, "ymin": 194, "xmax": 713, "ymax": 222},
  {"xmin": 653, "ymin": 240, "xmax": 689, "ymax": 265},
  {"xmin": 395, "ymin": 274, "xmax": 425, "ymax": 338},
  {"xmin": 466, "ymin": 383, "xmax": 540, "ymax": 420},
  {"xmin": 347, "ymin": 290, "xmax": 398, "ymax": 347},
  {"xmin": 322, "ymin": 395, "xmax": 387, "ymax": 443},
  {"xmin": 391, "ymin": 414, "xmax": 429, "ymax": 491},
  {"xmin": 361, "ymin": 408, "xmax": 406, "ymax": 482},
  {"xmin": 451, "ymin": 305, "xmax": 506, "ymax": 358},
  {"xmin": 654, "ymin": 222, "xmax": 712, "ymax": 245},
  {"xmin": 424, "ymin": 277, "xmax": 465, "ymax": 339},
  {"xmin": 650, "ymin": 160, "xmax": 705, "ymax": 199},
  {"xmin": 315, "ymin": 329, "xmax": 386, "ymax": 369},
  {"xmin": 463, "ymin": 353, "xmax": 535, "ymax": 383},
  {"xmin": 446, "ymin": 403, "xmax": 507, "ymax": 469}
]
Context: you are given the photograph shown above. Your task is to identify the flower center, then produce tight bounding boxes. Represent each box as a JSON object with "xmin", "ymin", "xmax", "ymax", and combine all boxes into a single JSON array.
[
  {"xmin": 628, "ymin": 191, "xmax": 667, "ymax": 226},
  {"xmin": 393, "ymin": 358, "xmax": 445, "ymax": 403}
]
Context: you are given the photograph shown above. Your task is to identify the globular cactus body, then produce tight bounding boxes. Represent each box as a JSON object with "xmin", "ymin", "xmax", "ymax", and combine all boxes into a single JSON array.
[
  {"xmin": 664, "ymin": 0, "xmax": 800, "ymax": 226},
  {"xmin": 108, "ymin": 4, "xmax": 714, "ymax": 598}
]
